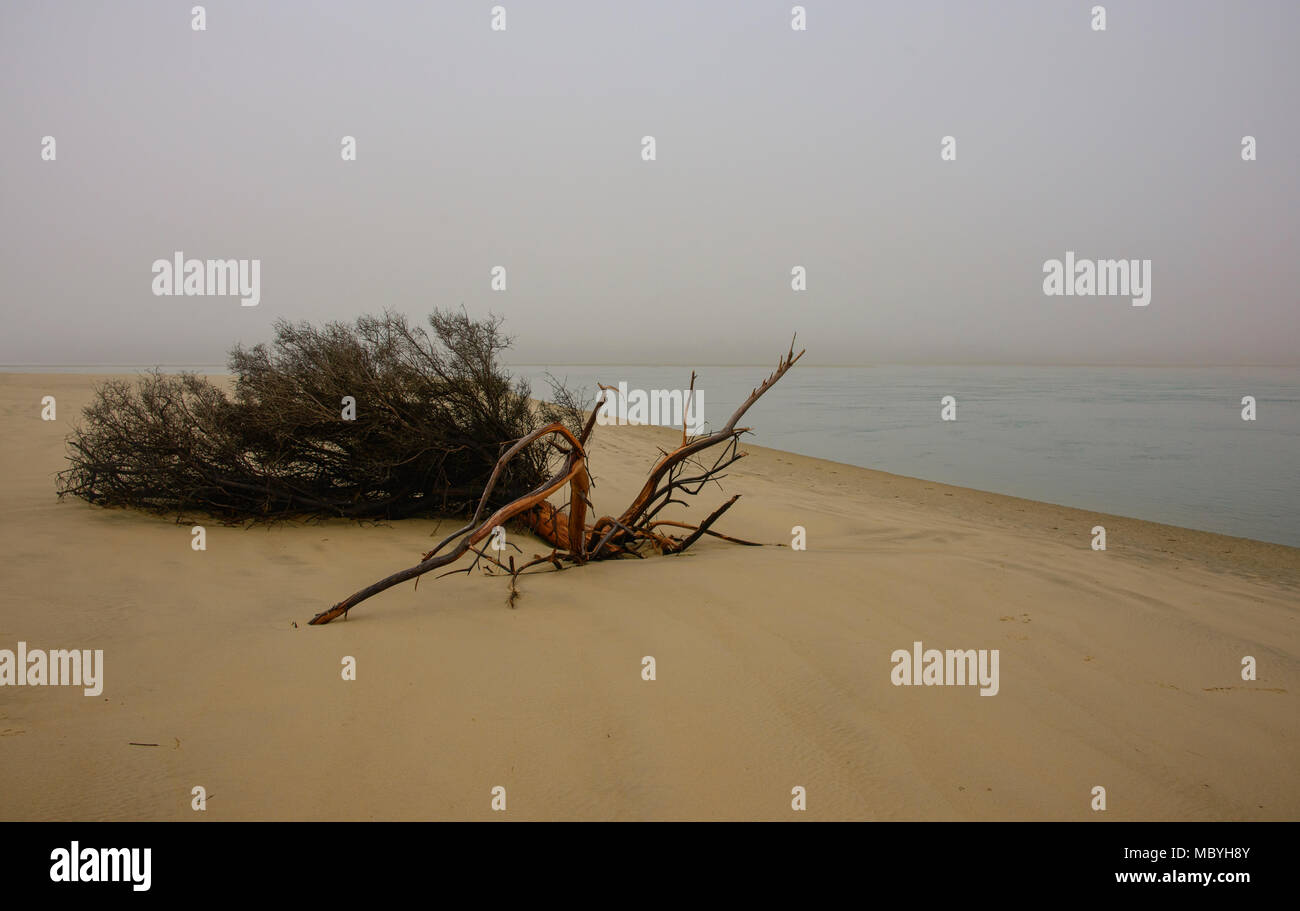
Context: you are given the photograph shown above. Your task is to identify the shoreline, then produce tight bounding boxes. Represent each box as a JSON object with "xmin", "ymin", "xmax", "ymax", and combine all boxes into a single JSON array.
[{"xmin": 6, "ymin": 371, "xmax": 1296, "ymax": 561}]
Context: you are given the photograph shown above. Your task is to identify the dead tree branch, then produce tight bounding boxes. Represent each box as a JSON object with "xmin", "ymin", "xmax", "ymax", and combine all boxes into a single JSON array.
[{"xmin": 310, "ymin": 340, "xmax": 804, "ymax": 624}]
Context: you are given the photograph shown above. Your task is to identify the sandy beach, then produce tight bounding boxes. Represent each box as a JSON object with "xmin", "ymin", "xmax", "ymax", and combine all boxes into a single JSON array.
[{"xmin": 1, "ymin": 372, "xmax": 1296, "ymax": 821}]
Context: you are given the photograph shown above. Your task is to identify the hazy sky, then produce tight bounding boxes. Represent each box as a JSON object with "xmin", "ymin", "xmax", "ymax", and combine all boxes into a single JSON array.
[{"xmin": 2, "ymin": 0, "xmax": 1296, "ymax": 366}]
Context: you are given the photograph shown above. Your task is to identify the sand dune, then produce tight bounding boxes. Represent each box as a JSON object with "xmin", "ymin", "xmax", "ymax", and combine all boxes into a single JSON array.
[{"xmin": 1, "ymin": 373, "xmax": 1295, "ymax": 820}]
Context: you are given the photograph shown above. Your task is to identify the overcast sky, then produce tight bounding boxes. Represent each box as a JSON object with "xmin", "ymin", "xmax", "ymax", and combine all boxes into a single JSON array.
[{"xmin": 2, "ymin": 0, "xmax": 1296, "ymax": 367}]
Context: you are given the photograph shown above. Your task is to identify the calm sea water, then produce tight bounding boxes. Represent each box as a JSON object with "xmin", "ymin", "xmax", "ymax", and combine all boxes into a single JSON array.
[{"xmin": 514, "ymin": 365, "xmax": 1300, "ymax": 548}]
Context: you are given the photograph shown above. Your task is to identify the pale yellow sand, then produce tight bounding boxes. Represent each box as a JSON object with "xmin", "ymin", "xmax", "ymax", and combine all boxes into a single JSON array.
[{"xmin": 1, "ymin": 373, "xmax": 1296, "ymax": 820}]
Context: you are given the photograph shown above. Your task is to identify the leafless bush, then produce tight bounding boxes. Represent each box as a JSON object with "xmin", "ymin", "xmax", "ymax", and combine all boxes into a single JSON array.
[{"xmin": 57, "ymin": 310, "xmax": 583, "ymax": 523}]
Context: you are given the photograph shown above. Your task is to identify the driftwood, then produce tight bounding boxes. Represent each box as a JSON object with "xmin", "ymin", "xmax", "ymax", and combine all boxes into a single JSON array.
[{"xmin": 309, "ymin": 341, "xmax": 804, "ymax": 624}]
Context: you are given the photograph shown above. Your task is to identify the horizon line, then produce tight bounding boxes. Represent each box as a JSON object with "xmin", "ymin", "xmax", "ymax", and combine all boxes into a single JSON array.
[{"xmin": 3, "ymin": 361, "xmax": 1300, "ymax": 370}]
